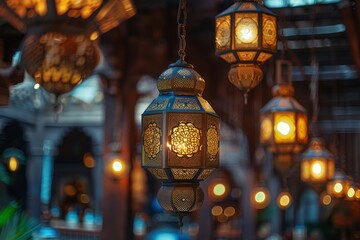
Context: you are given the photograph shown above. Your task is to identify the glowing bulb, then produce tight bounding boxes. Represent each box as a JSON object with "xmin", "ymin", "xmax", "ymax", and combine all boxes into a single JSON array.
[
  {"xmin": 241, "ymin": 27, "xmax": 253, "ymax": 41},
  {"xmin": 90, "ymin": 31, "xmax": 99, "ymax": 41},
  {"xmin": 322, "ymin": 194, "xmax": 332, "ymax": 205},
  {"xmin": 311, "ymin": 162, "xmax": 323, "ymax": 176},
  {"xmin": 255, "ymin": 191, "xmax": 266, "ymax": 203},
  {"xmin": 334, "ymin": 182, "xmax": 343, "ymax": 193},
  {"xmin": 347, "ymin": 187, "xmax": 355, "ymax": 198},
  {"xmin": 8, "ymin": 157, "xmax": 18, "ymax": 172},
  {"xmin": 279, "ymin": 195, "xmax": 290, "ymax": 208},
  {"xmin": 34, "ymin": 83, "xmax": 40, "ymax": 89},
  {"xmin": 224, "ymin": 206, "xmax": 236, "ymax": 217},
  {"xmin": 211, "ymin": 206, "xmax": 223, "ymax": 216},
  {"xmin": 213, "ymin": 184, "xmax": 226, "ymax": 197},
  {"xmin": 112, "ymin": 160, "xmax": 123, "ymax": 173},
  {"xmin": 276, "ymin": 121, "xmax": 291, "ymax": 136}
]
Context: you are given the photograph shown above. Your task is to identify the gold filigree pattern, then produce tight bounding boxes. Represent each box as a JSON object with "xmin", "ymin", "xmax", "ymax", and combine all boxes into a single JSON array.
[
  {"xmin": 148, "ymin": 168, "xmax": 168, "ymax": 180},
  {"xmin": 147, "ymin": 98, "xmax": 169, "ymax": 111},
  {"xmin": 172, "ymin": 98, "xmax": 200, "ymax": 110},
  {"xmin": 6, "ymin": 0, "xmax": 47, "ymax": 18},
  {"xmin": 220, "ymin": 53, "xmax": 237, "ymax": 63},
  {"xmin": 55, "ymin": 0, "xmax": 103, "ymax": 19},
  {"xmin": 171, "ymin": 169, "xmax": 198, "ymax": 180},
  {"xmin": 262, "ymin": 15, "xmax": 277, "ymax": 49},
  {"xmin": 144, "ymin": 123, "xmax": 162, "ymax": 159},
  {"xmin": 207, "ymin": 125, "xmax": 219, "ymax": 160},
  {"xmin": 170, "ymin": 122, "xmax": 201, "ymax": 157}
]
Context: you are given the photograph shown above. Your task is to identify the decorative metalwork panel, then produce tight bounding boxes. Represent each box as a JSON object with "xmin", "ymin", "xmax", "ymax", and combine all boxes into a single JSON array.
[
  {"xmin": 235, "ymin": 13, "xmax": 259, "ymax": 48},
  {"xmin": 197, "ymin": 169, "xmax": 214, "ymax": 180},
  {"xmin": 170, "ymin": 122, "xmax": 201, "ymax": 158},
  {"xmin": 142, "ymin": 114, "xmax": 163, "ymax": 167},
  {"xmin": 148, "ymin": 168, "xmax": 168, "ymax": 180},
  {"xmin": 220, "ymin": 53, "xmax": 237, "ymax": 63},
  {"xmin": 262, "ymin": 14, "xmax": 277, "ymax": 49},
  {"xmin": 146, "ymin": 98, "xmax": 168, "ymax": 111},
  {"xmin": 237, "ymin": 51, "xmax": 257, "ymax": 61},
  {"xmin": 216, "ymin": 15, "xmax": 231, "ymax": 50},
  {"xmin": 207, "ymin": 125, "xmax": 219, "ymax": 161},
  {"xmin": 239, "ymin": 2, "xmax": 256, "ymax": 10},
  {"xmin": 172, "ymin": 98, "xmax": 200, "ymax": 110},
  {"xmin": 171, "ymin": 169, "xmax": 198, "ymax": 180},
  {"xmin": 257, "ymin": 52, "xmax": 272, "ymax": 63},
  {"xmin": 144, "ymin": 122, "xmax": 162, "ymax": 159}
]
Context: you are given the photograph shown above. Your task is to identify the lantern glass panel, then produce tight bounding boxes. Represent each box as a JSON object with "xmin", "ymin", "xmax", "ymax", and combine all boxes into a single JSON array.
[
  {"xmin": 274, "ymin": 112, "xmax": 296, "ymax": 143},
  {"xmin": 216, "ymin": 15, "xmax": 231, "ymax": 50},
  {"xmin": 310, "ymin": 159, "xmax": 326, "ymax": 182},
  {"xmin": 262, "ymin": 14, "xmax": 277, "ymax": 50},
  {"xmin": 327, "ymin": 159, "xmax": 335, "ymax": 180},
  {"xmin": 260, "ymin": 115, "xmax": 273, "ymax": 143},
  {"xmin": 5, "ymin": 0, "xmax": 48, "ymax": 18},
  {"xmin": 55, "ymin": 0, "xmax": 103, "ymax": 19},
  {"xmin": 297, "ymin": 114, "xmax": 308, "ymax": 143},
  {"xmin": 235, "ymin": 13, "xmax": 259, "ymax": 48}
]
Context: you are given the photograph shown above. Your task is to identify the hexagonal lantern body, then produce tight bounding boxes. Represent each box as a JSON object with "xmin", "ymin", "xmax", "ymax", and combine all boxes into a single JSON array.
[
  {"xmin": 301, "ymin": 138, "xmax": 335, "ymax": 184},
  {"xmin": 141, "ymin": 60, "xmax": 220, "ymax": 216},
  {"xmin": 215, "ymin": 0, "xmax": 277, "ymax": 96},
  {"xmin": 0, "ymin": 0, "xmax": 136, "ymax": 96},
  {"xmin": 260, "ymin": 83, "xmax": 308, "ymax": 174}
]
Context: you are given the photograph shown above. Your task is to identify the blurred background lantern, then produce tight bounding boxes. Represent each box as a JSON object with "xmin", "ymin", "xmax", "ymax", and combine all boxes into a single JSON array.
[
  {"xmin": 345, "ymin": 179, "xmax": 356, "ymax": 201},
  {"xmin": 1, "ymin": 147, "xmax": 25, "ymax": 172},
  {"xmin": 251, "ymin": 184, "xmax": 270, "ymax": 210},
  {"xmin": 326, "ymin": 169, "xmax": 350, "ymax": 198},
  {"xmin": 260, "ymin": 60, "xmax": 308, "ymax": 175},
  {"xmin": 208, "ymin": 174, "xmax": 230, "ymax": 202},
  {"xmin": 141, "ymin": 0, "xmax": 220, "ymax": 222},
  {"xmin": 215, "ymin": 0, "xmax": 277, "ymax": 102},
  {"xmin": 320, "ymin": 192, "xmax": 332, "ymax": 206},
  {"xmin": 301, "ymin": 138, "xmax": 335, "ymax": 190},
  {"xmin": 277, "ymin": 190, "xmax": 292, "ymax": 210},
  {"xmin": 0, "ymin": 0, "xmax": 136, "ymax": 96}
]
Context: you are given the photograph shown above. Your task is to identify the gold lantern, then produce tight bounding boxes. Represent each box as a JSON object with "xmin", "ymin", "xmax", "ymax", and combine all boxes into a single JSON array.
[
  {"xmin": 326, "ymin": 170, "xmax": 350, "ymax": 198},
  {"xmin": 0, "ymin": 0, "xmax": 136, "ymax": 96},
  {"xmin": 277, "ymin": 190, "xmax": 292, "ymax": 210},
  {"xmin": 141, "ymin": 0, "xmax": 220, "ymax": 223},
  {"xmin": 301, "ymin": 138, "xmax": 335, "ymax": 187},
  {"xmin": 260, "ymin": 61, "xmax": 308, "ymax": 174},
  {"xmin": 215, "ymin": 0, "xmax": 277, "ymax": 101}
]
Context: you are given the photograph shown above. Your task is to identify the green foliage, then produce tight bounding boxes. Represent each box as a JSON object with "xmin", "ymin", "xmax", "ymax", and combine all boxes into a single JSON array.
[{"xmin": 0, "ymin": 210, "xmax": 40, "ymax": 240}]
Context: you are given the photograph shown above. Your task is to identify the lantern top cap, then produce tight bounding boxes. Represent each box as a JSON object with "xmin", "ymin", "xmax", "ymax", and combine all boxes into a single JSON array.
[
  {"xmin": 216, "ymin": 0, "xmax": 276, "ymax": 18},
  {"xmin": 332, "ymin": 169, "xmax": 348, "ymax": 181},
  {"xmin": 157, "ymin": 60, "xmax": 205, "ymax": 96},
  {"xmin": 302, "ymin": 137, "xmax": 335, "ymax": 160},
  {"xmin": 272, "ymin": 83, "xmax": 294, "ymax": 97}
]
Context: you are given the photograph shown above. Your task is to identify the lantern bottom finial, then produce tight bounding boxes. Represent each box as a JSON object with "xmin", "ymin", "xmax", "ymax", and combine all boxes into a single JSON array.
[
  {"xmin": 157, "ymin": 183, "xmax": 204, "ymax": 217},
  {"xmin": 228, "ymin": 64, "xmax": 263, "ymax": 100}
]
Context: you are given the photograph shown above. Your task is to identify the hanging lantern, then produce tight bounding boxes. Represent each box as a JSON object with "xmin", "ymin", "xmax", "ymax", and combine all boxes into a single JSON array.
[
  {"xmin": 251, "ymin": 185, "xmax": 270, "ymax": 209},
  {"xmin": 106, "ymin": 153, "xmax": 128, "ymax": 181},
  {"xmin": 1, "ymin": 148, "xmax": 25, "ymax": 172},
  {"xmin": 345, "ymin": 179, "xmax": 356, "ymax": 201},
  {"xmin": 301, "ymin": 138, "xmax": 335, "ymax": 186},
  {"xmin": 277, "ymin": 190, "xmax": 292, "ymax": 210},
  {"xmin": 320, "ymin": 192, "xmax": 332, "ymax": 206},
  {"xmin": 326, "ymin": 170, "xmax": 350, "ymax": 198},
  {"xmin": 141, "ymin": 0, "xmax": 220, "ymax": 222},
  {"xmin": 0, "ymin": 0, "xmax": 136, "ymax": 96},
  {"xmin": 215, "ymin": 0, "xmax": 277, "ymax": 101},
  {"xmin": 259, "ymin": 60, "xmax": 308, "ymax": 174}
]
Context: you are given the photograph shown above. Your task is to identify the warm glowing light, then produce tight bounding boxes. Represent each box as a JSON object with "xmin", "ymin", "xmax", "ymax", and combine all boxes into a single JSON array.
[
  {"xmin": 347, "ymin": 187, "xmax": 355, "ymax": 198},
  {"xmin": 276, "ymin": 121, "xmax": 291, "ymax": 136},
  {"xmin": 277, "ymin": 192, "xmax": 292, "ymax": 209},
  {"xmin": 8, "ymin": 157, "xmax": 18, "ymax": 172},
  {"xmin": 235, "ymin": 18, "xmax": 258, "ymax": 44},
  {"xmin": 112, "ymin": 160, "xmax": 123, "ymax": 173},
  {"xmin": 213, "ymin": 184, "xmax": 226, "ymax": 197},
  {"xmin": 90, "ymin": 31, "xmax": 99, "ymax": 41},
  {"xmin": 64, "ymin": 184, "xmax": 76, "ymax": 196},
  {"xmin": 34, "ymin": 83, "xmax": 40, "ymax": 89},
  {"xmin": 255, "ymin": 191, "xmax": 266, "ymax": 203},
  {"xmin": 334, "ymin": 183, "xmax": 343, "ymax": 193},
  {"xmin": 224, "ymin": 206, "xmax": 235, "ymax": 217},
  {"xmin": 322, "ymin": 194, "xmax": 332, "ymax": 205},
  {"xmin": 211, "ymin": 206, "xmax": 223, "ymax": 216},
  {"xmin": 312, "ymin": 162, "xmax": 322, "ymax": 175},
  {"xmin": 355, "ymin": 189, "xmax": 360, "ymax": 199},
  {"xmin": 83, "ymin": 153, "xmax": 96, "ymax": 168}
]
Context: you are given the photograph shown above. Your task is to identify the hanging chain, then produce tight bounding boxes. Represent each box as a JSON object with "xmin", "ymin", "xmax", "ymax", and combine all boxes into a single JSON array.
[{"xmin": 177, "ymin": 0, "xmax": 187, "ymax": 61}]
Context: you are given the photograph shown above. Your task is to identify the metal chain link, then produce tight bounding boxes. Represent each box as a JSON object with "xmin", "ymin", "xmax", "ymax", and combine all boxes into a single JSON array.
[{"xmin": 177, "ymin": 0, "xmax": 187, "ymax": 61}]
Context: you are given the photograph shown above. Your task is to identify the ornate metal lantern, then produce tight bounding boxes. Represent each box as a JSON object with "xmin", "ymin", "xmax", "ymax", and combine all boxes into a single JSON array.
[
  {"xmin": 0, "ymin": 0, "xmax": 136, "ymax": 96},
  {"xmin": 141, "ymin": 0, "xmax": 220, "ymax": 222},
  {"xmin": 260, "ymin": 61, "xmax": 308, "ymax": 174},
  {"xmin": 215, "ymin": 0, "xmax": 277, "ymax": 101},
  {"xmin": 326, "ymin": 170, "xmax": 350, "ymax": 198},
  {"xmin": 301, "ymin": 138, "xmax": 335, "ymax": 186}
]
